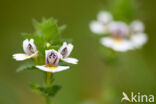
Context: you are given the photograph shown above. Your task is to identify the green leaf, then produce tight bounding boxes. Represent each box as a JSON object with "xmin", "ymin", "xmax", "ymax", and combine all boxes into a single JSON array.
[
  {"xmin": 40, "ymin": 85, "xmax": 61, "ymax": 97},
  {"xmin": 33, "ymin": 18, "xmax": 59, "ymax": 40},
  {"xmin": 22, "ymin": 33, "xmax": 45, "ymax": 46},
  {"xmin": 16, "ymin": 62, "xmax": 37, "ymax": 72},
  {"xmin": 46, "ymin": 38, "xmax": 72, "ymax": 50},
  {"xmin": 110, "ymin": 0, "xmax": 136, "ymax": 23},
  {"xmin": 30, "ymin": 83, "xmax": 61, "ymax": 98},
  {"xmin": 22, "ymin": 33, "xmax": 36, "ymax": 39},
  {"xmin": 30, "ymin": 83, "xmax": 40, "ymax": 92}
]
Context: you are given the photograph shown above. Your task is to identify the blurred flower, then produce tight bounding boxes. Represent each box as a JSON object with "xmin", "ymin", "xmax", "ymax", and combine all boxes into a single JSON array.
[
  {"xmin": 101, "ymin": 22, "xmax": 133, "ymax": 52},
  {"xmin": 36, "ymin": 49, "xmax": 69, "ymax": 73},
  {"xmin": 90, "ymin": 11, "xmax": 113, "ymax": 34},
  {"xmin": 130, "ymin": 20, "xmax": 148, "ymax": 48},
  {"xmin": 90, "ymin": 11, "xmax": 148, "ymax": 52},
  {"xmin": 58, "ymin": 42, "xmax": 78, "ymax": 64},
  {"xmin": 13, "ymin": 39, "xmax": 38, "ymax": 61}
]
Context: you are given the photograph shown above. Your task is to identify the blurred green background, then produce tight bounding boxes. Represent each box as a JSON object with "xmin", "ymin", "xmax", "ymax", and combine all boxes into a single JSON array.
[{"xmin": 0, "ymin": 0, "xmax": 156, "ymax": 104}]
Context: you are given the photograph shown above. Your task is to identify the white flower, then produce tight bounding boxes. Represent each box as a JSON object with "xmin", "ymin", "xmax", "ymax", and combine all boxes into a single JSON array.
[
  {"xmin": 13, "ymin": 39, "xmax": 38, "ymax": 61},
  {"xmin": 100, "ymin": 22, "xmax": 133, "ymax": 52},
  {"xmin": 130, "ymin": 20, "xmax": 145, "ymax": 33},
  {"xmin": 36, "ymin": 49, "xmax": 70, "ymax": 73},
  {"xmin": 90, "ymin": 11, "xmax": 113, "ymax": 34},
  {"xmin": 101, "ymin": 22, "xmax": 132, "ymax": 52},
  {"xmin": 130, "ymin": 33, "xmax": 148, "ymax": 48},
  {"xmin": 101, "ymin": 37, "xmax": 133, "ymax": 52},
  {"xmin": 58, "ymin": 42, "xmax": 78, "ymax": 64}
]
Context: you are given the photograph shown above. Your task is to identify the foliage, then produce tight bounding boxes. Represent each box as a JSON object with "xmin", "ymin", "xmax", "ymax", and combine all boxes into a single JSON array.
[
  {"xmin": 30, "ymin": 83, "xmax": 61, "ymax": 98},
  {"xmin": 16, "ymin": 61, "xmax": 37, "ymax": 72}
]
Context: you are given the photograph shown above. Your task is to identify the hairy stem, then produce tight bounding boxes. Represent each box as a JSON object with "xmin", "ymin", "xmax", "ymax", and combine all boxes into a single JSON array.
[{"xmin": 45, "ymin": 72, "xmax": 53, "ymax": 104}]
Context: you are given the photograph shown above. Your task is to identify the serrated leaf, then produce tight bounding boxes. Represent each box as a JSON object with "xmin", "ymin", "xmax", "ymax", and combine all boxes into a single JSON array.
[
  {"xmin": 47, "ymin": 45, "xmax": 61, "ymax": 50},
  {"xmin": 22, "ymin": 33, "xmax": 36, "ymax": 39},
  {"xmin": 16, "ymin": 62, "xmax": 37, "ymax": 72},
  {"xmin": 22, "ymin": 33, "xmax": 45, "ymax": 46},
  {"xmin": 40, "ymin": 85, "xmax": 61, "ymax": 97},
  {"xmin": 30, "ymin": 83, "xmax": 40, "ymax": 92},
  {"xmin": 33, "ymin": 18, "xmax": 59, "ymax": 40},
  {"xmin": 51, "ymin": 38, "xmax": 72, "ymax": 46},
  {"xmin": 30, "ymin": 83, "xmax": 61, "ymax": 98}
]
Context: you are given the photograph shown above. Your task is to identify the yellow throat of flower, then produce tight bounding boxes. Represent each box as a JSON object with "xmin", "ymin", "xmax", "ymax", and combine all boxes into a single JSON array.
[
  {"xmin": 114, "ymin": 38, "xmax": 123, "ymax": 43},
  {"xmin": 46, "ymin": 64, "xmax": 56, "ymax": 69},
  {"xmin": 25, "ymin": 55, "xmax": 30, "ymax": 58}
]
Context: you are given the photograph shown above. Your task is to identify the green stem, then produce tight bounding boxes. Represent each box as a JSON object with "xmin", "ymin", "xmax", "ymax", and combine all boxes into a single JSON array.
[
  {"xmin": 46, "ymin": 96, "xmax": 50, "ymax": 104},
  {"xmin": 45, "ymin": 72, "xmax": 53, "ymax": 104}
]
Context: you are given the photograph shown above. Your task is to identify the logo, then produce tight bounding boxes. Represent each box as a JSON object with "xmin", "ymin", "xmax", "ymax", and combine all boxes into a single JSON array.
[{"xmin": 121, "ymin": 92, "xmax": 154, "ymax": 103}]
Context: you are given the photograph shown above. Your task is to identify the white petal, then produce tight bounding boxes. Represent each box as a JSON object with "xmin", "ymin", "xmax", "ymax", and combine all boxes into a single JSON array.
[
  {"xmin": 13, "ymin": 51, "xmax": 38, "ymax": 61},
  {"xmin": 62, "ymin": 57, "xmax": 78, "ymax": 64},
  {"xmin": 30, "ymin": 39, "xmax": 34, "ymax": 43},
  {"xmin": 46, "ymin": 49, "xmax": 61, "ymax": 59},
  {"xmin": 100, "ymin": 37, "xmax": 113, "ymax": 47},
  {"xmin": 67, "ymin": 43, "xmax": 73, "ymax": 56},
  {"xmin": 58, "ymin": 42, "xmax": 67, "ymax": 53},
  {"xmin": 23, "ymin": 39, "xmax": 29, "ymax": 54},
  {"xmin": 130, "ymin": 20, "xmax": 145, "ymax": 33},
  {"xmin": 36, "ymin": 65, "xmax": 70, "ymax": 73},
  {"xmin": 13, "ymin": 53, "xmax": 32, "ymax": 61},
  {"xmin": 112, "ymin": 40, "xmax": 133, "ymax": 52},
  {"xmin": 30, "ymin": 39, "xmax": 37, "ymax": 52},
  {"xmin": 101, "ymin": 37, "xmax": 133, "ymax": 52},
  {"xmin": 63, "ymin": 42, "xmax": 67, "ymax": 46},
  {"xmin": 97, "ymin": 11, "xmax": 113, "ymax": 24},
  {"xmin": 90, "ymin": 21, "xmax": 108, "ymax": 34},
  {"xmin": 130, "ymin": 33, "xmax": 147, "ymax": 48},
  {"xmin": 30, "ymin": 51, "xmax": 38, "ymax": 57},
  {"xmin": 46, "ymin": 49, "xmax": 58, "ymax": 57}
]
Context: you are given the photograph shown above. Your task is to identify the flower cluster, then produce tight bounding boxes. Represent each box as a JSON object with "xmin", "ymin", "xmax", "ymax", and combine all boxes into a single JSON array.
[
  {"xmin": 90, "ymin": 11, "xmax": 148, "ymax": 52},
  {"xmin": 12, "ymin": 18, "xmax": 79, "ymax": 103},
  {"xmin": 13, "ymin": 18, "xmax": 79, "ymax": 73},
  {"xmin": 13, "ymin": 40, "xmax": 78, "ymax": 73}
]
